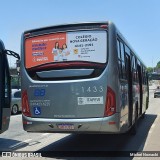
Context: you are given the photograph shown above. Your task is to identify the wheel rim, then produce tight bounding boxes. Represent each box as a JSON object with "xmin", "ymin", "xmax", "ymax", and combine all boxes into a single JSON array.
[{"xmin": 12, "ymin": 105, "xmax": 18, "ymax": 114}]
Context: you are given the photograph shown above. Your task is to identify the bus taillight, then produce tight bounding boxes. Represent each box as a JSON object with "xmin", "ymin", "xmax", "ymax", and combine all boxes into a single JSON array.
[
  {"xmin": 104, "ymin": 86, "xmax": 116, "ymax": 117},
  {"xmin": 22, "ymin": 90, "xmax": 31, "ymax": 117}
]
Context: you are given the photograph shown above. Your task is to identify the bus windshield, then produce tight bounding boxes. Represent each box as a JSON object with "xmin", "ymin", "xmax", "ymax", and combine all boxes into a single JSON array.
[{"xmin": 25, "ymin": 30, "xmax": 107, "ymax": 69}]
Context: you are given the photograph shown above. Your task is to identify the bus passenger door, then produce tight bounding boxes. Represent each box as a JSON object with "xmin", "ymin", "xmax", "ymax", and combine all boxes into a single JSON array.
[
  {"xmin": 0, "ymin": 40, "xmax": 11, "ymax": 134},
  {"xmin": 125, "ymin": 54, "xmax": 133, "ymax": 127}
]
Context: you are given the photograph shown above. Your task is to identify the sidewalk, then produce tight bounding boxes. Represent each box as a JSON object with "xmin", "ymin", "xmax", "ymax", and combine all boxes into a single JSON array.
[
  {"xmin": 133, "ymin": 114, "xmax": 160, "ymax": 160},
  {"xmin": 142, "ymin": 114, "xmax": 160, "ymax": 151},
  {"xmin": 149, "ymin": 85, "xmax": 157, "ymax": 90}
]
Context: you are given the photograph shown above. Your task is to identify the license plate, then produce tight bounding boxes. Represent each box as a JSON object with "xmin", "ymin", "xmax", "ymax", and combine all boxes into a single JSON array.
[{"xmin": 57, "ymin": 124, "xmax": 74, "ymax": 130}]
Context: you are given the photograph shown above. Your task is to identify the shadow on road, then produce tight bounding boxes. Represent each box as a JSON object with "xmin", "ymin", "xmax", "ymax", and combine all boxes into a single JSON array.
[
  {"xmin": 36, "ymin": 114, "xmax": 157, "ymax": 159},
  {"xmin": 0, "ymin": 138, "xmax": 28, "ymax": 152}
]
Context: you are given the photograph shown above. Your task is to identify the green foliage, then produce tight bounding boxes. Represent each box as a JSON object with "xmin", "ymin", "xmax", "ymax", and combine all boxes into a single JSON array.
[
  {"xmin": 147, "ymin": 61, "xmax": 160, "ymax": 74},
  {"xmin": 147, "ymin": 67, "xmax": 153, "ymax": 73},
  {"xmin": 157, "ymin": 61, "xmax": 160, "ymax": 65},
  {"xmin": 156, "ymin": 61, "xmax": 160, "ymax": 68},
  {"xmin": 11, "ymin": 76, "xmax": 21, "ymax": 87}
]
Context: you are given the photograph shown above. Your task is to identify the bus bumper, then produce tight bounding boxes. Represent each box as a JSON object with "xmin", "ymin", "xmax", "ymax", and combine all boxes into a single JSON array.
[{"xmin": 22, "ymin": 113, "xmax": 120, "ymax": 133}]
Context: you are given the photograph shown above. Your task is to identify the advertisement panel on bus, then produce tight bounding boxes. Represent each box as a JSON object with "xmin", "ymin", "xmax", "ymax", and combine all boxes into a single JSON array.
[{"xmin": 25, "ymin": 31, "xmax": 107, "ymax": 69}]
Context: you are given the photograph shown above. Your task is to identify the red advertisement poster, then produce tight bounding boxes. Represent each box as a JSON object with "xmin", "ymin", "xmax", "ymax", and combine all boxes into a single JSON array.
[{"xmin": 25, "ymin": 33, "xmax": 66, "ymax": 68}]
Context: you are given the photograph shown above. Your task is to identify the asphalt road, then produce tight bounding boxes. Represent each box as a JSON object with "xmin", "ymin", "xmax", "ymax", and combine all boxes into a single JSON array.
[{"xmin": 0, "ymin": 88, "xmax": 160, "ymax": 160}]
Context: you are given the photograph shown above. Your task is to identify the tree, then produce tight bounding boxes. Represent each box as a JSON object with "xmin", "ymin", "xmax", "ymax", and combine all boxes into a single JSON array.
[
  {"xmin": 156, "ymin": 61, "xmax": 160, "ymax": 69},
  {"xmin": 147, "ymin": 67, "xmax": 153, "ymax": 73}
]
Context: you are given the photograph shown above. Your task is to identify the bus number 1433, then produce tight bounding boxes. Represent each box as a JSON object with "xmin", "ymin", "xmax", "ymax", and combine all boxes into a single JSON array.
[{"xmin": 81, "ymin": 86, "xmax": 104, "ymax": 93}]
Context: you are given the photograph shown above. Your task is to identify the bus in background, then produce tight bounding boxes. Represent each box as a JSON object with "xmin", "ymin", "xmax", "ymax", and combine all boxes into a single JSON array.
[
  {"xmin": 0, "ymin": 40, "xmax": 11, "ymax": 134},
  {"xmin": 21, "ymin": 21, "xmax": 149, "ymax": 135}
]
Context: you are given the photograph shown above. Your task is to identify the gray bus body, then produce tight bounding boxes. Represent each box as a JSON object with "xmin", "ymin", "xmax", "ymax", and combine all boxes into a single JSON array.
[{"xmin": 21, "ymin": 22, "xmax": 149, "ymax": 134}]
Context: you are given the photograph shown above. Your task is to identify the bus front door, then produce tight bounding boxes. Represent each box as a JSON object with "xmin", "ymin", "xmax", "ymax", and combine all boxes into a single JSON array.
[{"xmin": 0, "ymin": 40, "xmax": 11, "ymax": 134}]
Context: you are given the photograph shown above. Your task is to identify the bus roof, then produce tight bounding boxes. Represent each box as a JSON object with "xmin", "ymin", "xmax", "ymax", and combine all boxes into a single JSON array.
[{"xmin": 23, "ymin": 21, "xmax": 109, "ymax": 34}]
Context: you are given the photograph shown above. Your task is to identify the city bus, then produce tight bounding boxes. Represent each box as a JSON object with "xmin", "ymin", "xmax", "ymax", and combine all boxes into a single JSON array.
[
  {"xmin": 21, "ymin": 21, "xmax": 149, "ymax": 135},
  {"xmin": 0, "ymin": 40, "xmax": 11, "ymax": 134}
]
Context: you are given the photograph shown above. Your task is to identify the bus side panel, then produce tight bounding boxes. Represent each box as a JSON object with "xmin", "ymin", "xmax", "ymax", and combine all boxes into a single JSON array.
[{"xmin": 100, "ymin": 24, "xmax": 121, "ymax": 132}]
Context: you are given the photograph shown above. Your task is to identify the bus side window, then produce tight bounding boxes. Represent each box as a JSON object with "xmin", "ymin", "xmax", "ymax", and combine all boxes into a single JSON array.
[
  {"xmin": 122, "ymin": 62, "xmax": 126, "ymax": 79},
  {"xmin": 143, "ymin": 70, "xmax": 146, "ymax": 85},
  {"xmin": 120, "ymin": 42, "xmax": 125, "ymax": 62},
  {"xmin": 117, "ymin": 39, "xmax": 121, "ymax": 59},
  {"xmin": 141, "ymin": 66, "xmax": 144, "ymax": 85},
  {"xmin": 124, "ymin": 44, "xmax": 131, "ymax": 79},
  {"xmin": 135, "ymin": 58, "xmax": 138, "ymax": 82},
  {"xmin": 120, "ymin": 42, "xmax": 126, "ymax": 79},
  {"xmin": 131, "ymin": 54, "xmax": 136, "ymax": 82},
  {"xmin": 117, "ymin": 39, "xmax": 122, "ymax": 79},
  {"xmin": 146, "ymin": 72, "xmax": 148, "ymax": 85},
  {"xmin": 142, "ymin": 69, "xmax": 144, "ymax": 85},
  {"xmin": 124, "ymin": 45, "xmax": 130, "ymax": 55}
]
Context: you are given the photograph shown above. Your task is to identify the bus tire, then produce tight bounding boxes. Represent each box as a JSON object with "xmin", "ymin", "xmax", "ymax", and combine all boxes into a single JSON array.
[
  {"xmin": 141, "ymin": 112, "xmax": 145, "ymax": 119},
  {"xmin": 146, "ymin": 97, "xmax": 149, "ymax": 110},
  {"xmin": 12, "ymin": 104, "xmax": 18, "ymax": 115}
]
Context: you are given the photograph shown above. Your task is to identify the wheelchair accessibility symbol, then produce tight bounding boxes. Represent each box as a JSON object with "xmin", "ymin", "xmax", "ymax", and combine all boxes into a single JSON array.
[{"xmin": 33, "ymin": 107, "xmax": 41, "ymax": 115}]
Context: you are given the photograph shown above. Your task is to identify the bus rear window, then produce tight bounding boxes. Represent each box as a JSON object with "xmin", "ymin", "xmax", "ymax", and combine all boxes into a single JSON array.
[{"xmin": 25, "ymin": 30, "xmax": 107, "ymax": 69}]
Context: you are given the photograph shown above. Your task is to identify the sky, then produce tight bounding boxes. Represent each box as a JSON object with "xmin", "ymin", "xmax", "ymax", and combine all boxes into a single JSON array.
[{"xmin": 0, "ymin": 0, "xmax": 160, "ymax": 68}]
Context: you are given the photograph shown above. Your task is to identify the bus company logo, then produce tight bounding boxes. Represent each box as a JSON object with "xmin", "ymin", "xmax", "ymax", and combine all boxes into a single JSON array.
[
  {"xmin": 74, "ymin": 48, "xmax": 78, "ymax": 54},
  {"xmin": 77, "ymin": 97, "xmax": 85, "ymax": 105},
  {"xmin": 34, "ymin": 89, "xmax": 45, "ymax": 97},
  {"xmin": 32, "ymin": 52, "xmax": 44, "ymax": 56}
]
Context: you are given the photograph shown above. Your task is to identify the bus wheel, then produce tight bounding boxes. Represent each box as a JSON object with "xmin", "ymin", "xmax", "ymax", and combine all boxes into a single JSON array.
[
  {"xmin": 12, "ymin": 104, "xmax": 18, "ymax": 115},
  {"xmin": 141, "ymin": 112, "xmax": 145, "ymax": 119},
  {"xmin": 130, "ymin": 105, "xmax": 138, "ymax": 135}
]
